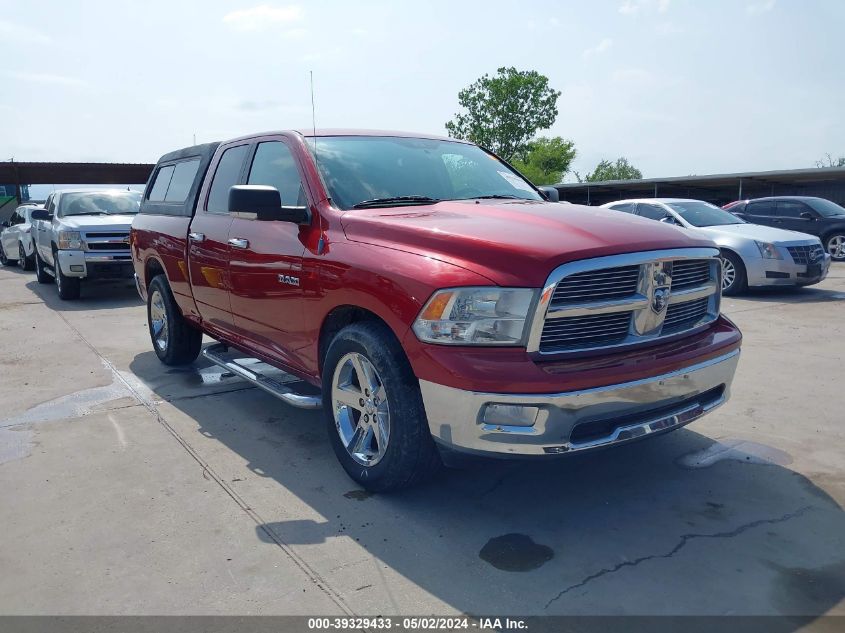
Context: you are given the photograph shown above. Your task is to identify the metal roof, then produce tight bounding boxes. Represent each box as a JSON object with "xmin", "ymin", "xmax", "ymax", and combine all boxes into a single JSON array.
[
  {"xmin": 0, "ymin": 161, "xmax": 154, "ymax": 185},
  {"xmin": 554, "ymin": 166, "xmax": 845, "ymax": 190}
]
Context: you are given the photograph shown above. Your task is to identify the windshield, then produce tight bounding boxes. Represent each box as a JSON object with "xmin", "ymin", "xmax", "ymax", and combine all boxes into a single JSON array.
[
  {"xmin": 666, "ymin": 200, "xmax": 746, "ymax": 227},
  {"xmin": 59, "ymin": 191, "xmax": 141, "ymax": 217},
  {"xmin": 309, "ymin": 136, "xmax": 542, "ymax": 210},
  {"xmin": 807, "ymin": 198, "xmax": 845, "ymax": 218}
]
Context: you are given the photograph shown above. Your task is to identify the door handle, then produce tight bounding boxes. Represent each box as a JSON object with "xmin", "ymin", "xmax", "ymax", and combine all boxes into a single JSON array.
[
  {"xmin": 188, "ymin": 232, "xmax": 205, "ymax": 242},
  {"xmin": 228, "ymin": 238, "xmax": 249, "ymax": 249}
]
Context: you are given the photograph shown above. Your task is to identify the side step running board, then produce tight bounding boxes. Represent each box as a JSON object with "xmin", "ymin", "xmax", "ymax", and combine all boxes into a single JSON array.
[{"xmin": 202, "ymin": 343, "xmax": 322, "ymax": 410}]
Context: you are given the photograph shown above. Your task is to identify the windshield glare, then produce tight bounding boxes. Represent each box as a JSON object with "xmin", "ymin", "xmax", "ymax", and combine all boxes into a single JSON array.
[
  {"xmin": 666, "ymin": 201, "xmax": 745, "ymax": 227},
  {"xmin": 808, "ymin": 198, "xmax": 845, "ymax": 218},
  {"xmin": 59, "ymin": 191, "xmax": 141, "ymax": 216},
  {"xmin": 309, "ymin": 136, "xmax": 542, "ymax": 210}
]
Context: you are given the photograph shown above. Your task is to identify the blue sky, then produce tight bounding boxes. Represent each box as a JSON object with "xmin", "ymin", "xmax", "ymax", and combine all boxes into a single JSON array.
[{"xmin": 2, "ymin": 0, "xmax": 843, "ymax": 183}]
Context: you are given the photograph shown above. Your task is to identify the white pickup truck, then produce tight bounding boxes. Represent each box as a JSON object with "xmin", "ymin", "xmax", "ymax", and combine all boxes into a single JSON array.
[{"xmin": 30, "ymin": 189, "xmax": 142, "ymax": 299}]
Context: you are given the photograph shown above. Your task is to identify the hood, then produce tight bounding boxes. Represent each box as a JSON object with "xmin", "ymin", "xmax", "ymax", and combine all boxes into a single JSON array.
[
  {"xmin": 340, "ymin": 200, "xmax": 716, "ymax": 286},
  {"xmin": 60, "ymin": 214, "xmax": 135, "ymax": 232},
  {"xmin": 694, "ymin": 223, "xmax": 819, "ymax": 245}
]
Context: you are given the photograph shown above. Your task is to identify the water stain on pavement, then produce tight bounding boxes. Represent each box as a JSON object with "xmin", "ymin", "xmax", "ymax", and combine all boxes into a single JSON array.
[
  {"xmin": 677, "ymin": 439, "xmax": 792, "ymax": 469},
  {"xmin": 479, "ymin": 533, "xmax": 554, "ymax": 572},
  {"xmin": 344, "ymin": 490, "xmax": 373, "ymax": 501}
]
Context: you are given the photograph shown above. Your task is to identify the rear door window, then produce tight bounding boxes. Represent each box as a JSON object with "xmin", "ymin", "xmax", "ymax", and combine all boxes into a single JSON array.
[
  {"xmin": 637, "ymin": 203, "xmax": 670, "ymax": 220},
  {"xmin": 608, "ymin": 203, "xmax": 635, "ymax": 213},
  {"xmin": 746, "ymin": 200, "xmax": 776, "ymax": 217},
  {"xmin": 206, "ymin": 145, "xmax": 249, "ymax": 214}
]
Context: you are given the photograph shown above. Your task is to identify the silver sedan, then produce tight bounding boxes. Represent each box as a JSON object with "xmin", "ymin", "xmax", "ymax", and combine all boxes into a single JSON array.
[{"xmin": 601, "ymin": 198, "xmax": 831, "ymax": 295}]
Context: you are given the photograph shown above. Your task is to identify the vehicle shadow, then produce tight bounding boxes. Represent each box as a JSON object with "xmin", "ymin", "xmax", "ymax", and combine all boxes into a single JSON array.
[
  {"xmin": 729, "ymin": 285, "xmax": 845, "ymax": 305},
  {"xmin": 129, "ymin": 350, "xmax": 845, "ymax": 623},
  {"xmin": 25, "ymin": 278, "xmax": 141, "ymax": 311}
]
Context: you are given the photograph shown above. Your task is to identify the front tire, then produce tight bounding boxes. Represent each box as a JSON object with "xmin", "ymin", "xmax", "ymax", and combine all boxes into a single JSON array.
[
  {"xmin": 720, "ymin": 251, "xmax": 747, "ymax": 296},
  {"xmin": 147, "ymin": 275, "xmax": 202, "ymax": 365},
  {"xmin": 19, "ymin": 242, "xmax": 34, "ymax": 271},
  {"xmin": 322, "ymin": 321, "xmax": 441, "ymax": 492},
  {"xmin": 54, "ymin": 253, "xmax": 81, "ymax": 300},
  {"xmin": 34, "ymin": 249, "xmax": 52, "ymax": 284},
  {"xmin": 824, "ymin": 233, "xmax": 845, "ymax": 262}
]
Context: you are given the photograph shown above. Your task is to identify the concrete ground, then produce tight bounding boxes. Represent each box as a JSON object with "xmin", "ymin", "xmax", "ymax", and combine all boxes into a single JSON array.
[{"xmin": 0, "ymin": 262, "xmax": 844, "ymax": 622}]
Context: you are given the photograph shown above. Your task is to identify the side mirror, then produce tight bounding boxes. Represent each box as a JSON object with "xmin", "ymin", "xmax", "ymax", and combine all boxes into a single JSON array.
[
  {"xmin": 30, "ymin": 209, "xmax": 51, "ymax": 221},
  {"xmin": 538, "ymin": 186, "xmax": 560, "ymax": 202},
  {"xmin": 800, "ymin": 211, "xmax": 815, "ymax": 220},
  {"xmin": 0, "ymin": 221, "xmax": 8, "ymax": 228},
  {"xmin": 659, "ymin": 216, "xmax": 678, "ymax": 225},
  {"xmin": 228, "ymin": 185, "xmax": 309, "ymax": 223}
]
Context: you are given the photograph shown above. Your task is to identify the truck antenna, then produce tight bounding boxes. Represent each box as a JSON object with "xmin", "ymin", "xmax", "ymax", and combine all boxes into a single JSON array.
[{"xmin": 311, "ymin": 70, "xmax": 326, "ymax": 255}]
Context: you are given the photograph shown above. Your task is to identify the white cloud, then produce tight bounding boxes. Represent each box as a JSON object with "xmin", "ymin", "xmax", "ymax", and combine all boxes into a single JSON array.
[
  {"xmin": 619, "ymin": 0, "xmax": 670, "ymax": 15},
  {"xmin": 222, "ymin": 4, "xmax": 303, "ymax": 31},
  {"xmin": 583, "ymin": 38, "xmax": 613, "ymax": 59},
  {"xmin": 0, "ymin": 19, "xmax": 50, "ymax": 44},
  {"xmin": 2, "ymin": 71, "xmax": 84, "ymax": 86},
  {"xmin": 747, "ymin": 0, "xmax": 775, "ymax": 15}
]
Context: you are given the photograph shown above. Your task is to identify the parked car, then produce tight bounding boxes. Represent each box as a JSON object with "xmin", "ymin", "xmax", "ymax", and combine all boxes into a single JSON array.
[
  {"xmin": 132, "ymin": 130, "xmax": 741, "ymax": 491},
  {"xmin": 0, "ymin": 203, "xmax": 41, "ymax": 270},
  {"xmin": 30, "ymin": 189, "xmax": 141, "ymax": 299},
  {"xmin": 601, "ymin": 198, "xmax": 830, "ymax": 295},
  {"xmin": 723, "ymin": 196, "xmax": 845, "ymax": 262}
]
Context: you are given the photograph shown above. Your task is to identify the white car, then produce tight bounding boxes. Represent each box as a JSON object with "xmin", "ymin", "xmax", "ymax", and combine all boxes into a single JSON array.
[
  {"xmin": 601, "ymin": 198, "xmax": 831, "ymax": 295},
  {"xmin": 30, "ymin": 189, "xmax": 141, "ymax": 299},
  {"xmin": 0, "ymin": 204, "xmax": 41, "ymax": 270}
]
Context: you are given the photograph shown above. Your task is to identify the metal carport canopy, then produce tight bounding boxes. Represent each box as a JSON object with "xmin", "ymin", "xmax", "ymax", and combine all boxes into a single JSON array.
[{"xmin": 0, "ymin": 162, "xmax": 154, "ymax": 186}]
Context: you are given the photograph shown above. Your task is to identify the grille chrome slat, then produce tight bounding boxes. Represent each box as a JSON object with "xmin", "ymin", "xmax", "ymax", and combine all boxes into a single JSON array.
[
  {"xmin": 534, "ymin": 251, "xmax": 720, "ymax": 355},
  {"xmin": 786, "ymin": 244, "xmax": 824, "ymax": 266}
]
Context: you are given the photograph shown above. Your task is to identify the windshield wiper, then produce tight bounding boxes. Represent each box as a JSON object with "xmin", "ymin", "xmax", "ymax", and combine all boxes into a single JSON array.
[
  {"xmin": 352, "ymin": 196, "xmax": 441, "ymax": 209},
  {"xmin": 68, "ymin": 211, "xmax": 108, "ymax": 216},
  {"xmin": 458, "ymin": 194, "xmax": 525, "ymax": 201}
]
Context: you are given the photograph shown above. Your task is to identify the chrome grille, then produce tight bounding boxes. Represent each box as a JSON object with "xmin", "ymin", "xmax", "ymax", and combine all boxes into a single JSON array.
[
  {"xmin": 662, "ymin": 297, "xmax": 709, "ymax": 334},
  {"xmin": 787, "ymin": 244, "xmax": 824, "ymax": 265},
  {"xmin": 550, "ymin": 265, "xmax": 640, "ymax": 305},
  {"xmin": 529, "ymin": 249, "xmax": 721, "ymax": 355},
  {"xmin": 83, "ymin": 231, "xmax": 130, "ymax": 252},
  {"xmin": 540, "ymin": 312, "xmax": 632, "ymax": 352},
  {"xmin": 670, "ymin": 260, "xmax": 711, "ymax": 290}
]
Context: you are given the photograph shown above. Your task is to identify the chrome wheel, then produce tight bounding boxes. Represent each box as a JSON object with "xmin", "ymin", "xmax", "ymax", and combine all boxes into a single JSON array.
[
  {"xmin": 18, "ymin": 243, "xmax": 26, "ymax": 269},
  {"xmin": 827, "ymin": 234, "xmax": 845, "ymax": 261},
  {"xmin": 721, "ymin": 257, "xmax": 736, "ymax": 291},
  {"xmin": 331, "ymin": 352, "xmax": 390, "ymax": 467},
  {"xmin": 149, "ymin": 289, "xmax": 169, "ymax": 352}
]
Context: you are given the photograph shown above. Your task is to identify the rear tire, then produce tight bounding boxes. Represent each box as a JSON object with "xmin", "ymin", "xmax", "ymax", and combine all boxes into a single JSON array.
[
  {"xmin": 19, "ymin": 242, "xmax": 34, "ymax": 271},
  {"xmin": 54, "ymin": 252, "xmax": 81, "ymax": 300},
  {"xmin": 322, "ymin": 321, "xmax": 441, "ymax": 492},
  {"xmin": 0, "ymin": 245, "xmax": 11, "ymax": 267},
  {"xmin": 720, "ymin": 251, "xmax": 747, "ymax": 296},
  {"xmin": 34, "ymin": 250, "xmax": 52, "ymax": 284},
  {"xmin": 147, "ymin": 275, "xmax": 203, "ymax": 366}
]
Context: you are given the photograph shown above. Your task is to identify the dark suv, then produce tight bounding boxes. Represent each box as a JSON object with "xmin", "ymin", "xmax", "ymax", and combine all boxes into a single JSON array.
[{"xmin": 724, "ymin": 196, "xmax": 845, "ymax": 261}]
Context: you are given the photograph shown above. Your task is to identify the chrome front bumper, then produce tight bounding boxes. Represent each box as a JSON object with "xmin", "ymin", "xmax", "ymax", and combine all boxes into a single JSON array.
[
  {"xmin": 420, "ymin": 349, "xmax": 740, "ymax": 457},
  {"xmin": 56, "ymin": 250, "xmax": 135, "ymax": 278}
]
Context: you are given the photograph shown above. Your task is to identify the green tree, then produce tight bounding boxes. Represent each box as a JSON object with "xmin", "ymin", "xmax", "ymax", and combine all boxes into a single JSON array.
[
  {"xmin": 511, "ymin": 136, "xmax": 577, "ymax": 185},
  {"xmin": 581, "ymin": 157, "xmax": 643, "ymax": 182},
  {"xmin": 445, "ymin": 67, "xmax": 561, "ymax": 161},
  {"xmin": 816, "ymin": 153, "xmax": 845, "ymax": 168}
]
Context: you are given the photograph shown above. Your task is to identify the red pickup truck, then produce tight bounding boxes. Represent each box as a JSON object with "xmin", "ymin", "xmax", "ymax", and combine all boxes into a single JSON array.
[{"xmin": 131, "ymin": 130, "xmax": 741, "ymax": 491}]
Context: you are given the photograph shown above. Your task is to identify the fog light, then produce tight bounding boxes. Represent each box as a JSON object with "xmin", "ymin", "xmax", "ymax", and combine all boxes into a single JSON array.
[
  {"xmin": 70, "ymin": 265, "xmax": 84, "ymax": 272},
  {"xmin": 482, "ymin": 403, "xmax": 540, "ymax": 427}
]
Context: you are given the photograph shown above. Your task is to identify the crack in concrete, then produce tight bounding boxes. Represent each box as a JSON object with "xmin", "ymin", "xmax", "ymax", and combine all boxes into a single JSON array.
[{"xmin": 544, "ymin": 505, "xmax": 813, "ymax": 610}]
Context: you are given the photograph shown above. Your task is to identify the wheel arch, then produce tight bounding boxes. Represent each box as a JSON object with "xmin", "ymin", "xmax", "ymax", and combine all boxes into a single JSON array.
[
  {"xmin": 318, "ymin": 305, "xmax": 404, "ymax": 375},
  {"xmin": 143, "ymin": 256, "xmax": 167, "ymax": 289}
]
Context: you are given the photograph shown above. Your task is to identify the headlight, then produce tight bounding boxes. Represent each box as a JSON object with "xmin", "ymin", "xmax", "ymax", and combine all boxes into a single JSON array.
[
  {"xmin": 413, "ymin": 287, "xmax": 537, "ymax": 345},
  {"xmin": 755, "ymin": 241, "xmax": 782, "ymax": 260},
  {"xmin": 57, "ymin": 231, "xmax": 82, "ymax": 250}
]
